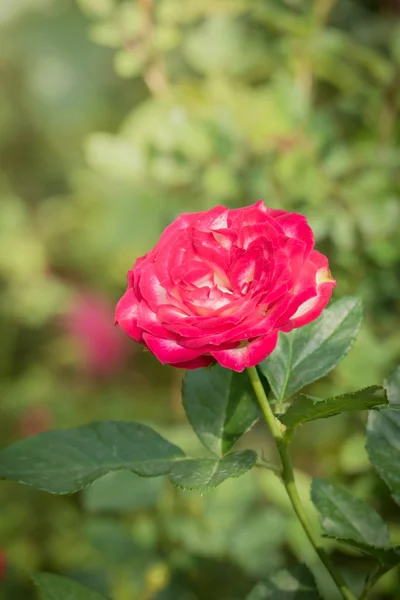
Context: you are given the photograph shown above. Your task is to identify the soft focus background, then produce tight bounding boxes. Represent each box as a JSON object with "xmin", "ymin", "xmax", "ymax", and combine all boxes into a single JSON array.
[{"xmin": 1, "ymin": 0, "xmax": 400, "ymax": 598}]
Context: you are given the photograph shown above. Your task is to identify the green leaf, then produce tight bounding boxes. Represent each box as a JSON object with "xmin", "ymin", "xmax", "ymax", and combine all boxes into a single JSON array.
[
  {"xmin": 385, "ymin": 366, "xmax": 400, "ymax": 405},
  {"xmin": 85, "ymin": 518, "xmax": 140, "ymax": 564},
  {"xmin": 367, "ymin": 409, "xmax": 400, "ymax": 505},
  {"xmin": 279, "ymin": 386, "xmax": 387, "ymax": 428},
  {"xmin": 33, "ymin": 573, "xmax": 107, "ymax": 600},
  {"xmin": 260, "ymin": 297, "xmax": 362, "ymax": 402},
  {"xmin": 169, "ymin": 450, "xmax": 257, "ymax": 491},
  {"xmin": 182, "ymin": 365, "xmax": 260, "ymax": 456},
  {"xmin": 311, "ymin": 478, "xmax": 390, "ymax": 546},
  {"xmin": 246, "ymin": 564, "xmax": 321, "ymax": 599},
  {"xmin": 83, "ymin": 470, "xmax": 163, "ymax": 513},
  {"xmin": 0, "ymin": 421, "xmax": 185, "ymax": 494},
  {"xmin": 322, "ymin": 537, "xmax": 400, "ymax": 567}
]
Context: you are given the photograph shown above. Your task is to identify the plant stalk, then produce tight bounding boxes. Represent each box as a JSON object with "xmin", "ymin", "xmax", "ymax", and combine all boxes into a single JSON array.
[{"xmin": 246, "ymin": 366, "xmax": 357, "ymax": 600}]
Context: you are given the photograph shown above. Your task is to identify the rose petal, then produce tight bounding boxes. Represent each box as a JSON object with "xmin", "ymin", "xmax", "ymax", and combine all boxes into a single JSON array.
[
  {"xmin": 268, "ymin": 210, "xmax": 315, "ymax": 260},
  {"xmin": 228, "ymin": 200, "xmax": 269, "ymax": 228},
  {"xmin": 142, "ymin": 332, "xmax": 205, "ymax": 364},
  {"xmin": 230, "ymin": 246, "xmax": 264, "ymax": 294},
  {"xmin": 114, "ymin": 288, "xmax": 142, "ymax": 342},
  {"xmin": 137, "ymin": 300, "xmax": 173, "ymax": 339},
  {"xmin": 287, "ymin": 252, "xmax": 336, "ymax": 328},
  {"xmin": 139, "ymin": 265, "xmax": 168, "ymax": 312},
  {"xmin": 196, "ymin": 205, "xmax": 229, "ymax": 230},
  {"xmin": 211, "ymin": 332, "xmax": 279, "ymax": 372},
  {"xmin": 172, "ymin": 356, "xmax": 216, "ymax": 369}
]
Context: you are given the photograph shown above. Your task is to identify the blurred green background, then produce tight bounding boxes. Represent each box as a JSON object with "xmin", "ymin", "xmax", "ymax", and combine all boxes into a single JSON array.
[{"xmin": 1, "ymin": 0, "xmax": 400, "ymax": 598}]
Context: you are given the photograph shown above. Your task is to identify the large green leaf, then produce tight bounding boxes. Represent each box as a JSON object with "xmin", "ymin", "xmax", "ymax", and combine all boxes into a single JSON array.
[
  {"xmin": 367, "ymin": 409, "xmax": 400, "ymax": 505},
  {"xmin": 0, "ymin": 421, "xmax": 185, "ymax": 494},
  {"xmin": 246, "ymin": 565, "xmax": 321, "ymax": 599},
  {"xmin": 260, "ymin": 297, "xmax": 362, "ymax": 402},
  {"xmin": 279, "ymin": 386, "xmax": 387, "ymax": 428},
  {"xmin": 311, "ymin": 478, "xmax": 390, "ymax": 546},
  {"xmin": 0, "ymin": 422, "xmax": 256, "ymax": 494},
  {"xmin": 33, "ymin": 573, "xmax": 107, "ymax": 600},
  {"xmin": 169, "ymin": 450, "xmax": 257, "ymax": 491},
  {"xmin": 182, "ymin": 365, "xmax": 260, "ymax": 456}
]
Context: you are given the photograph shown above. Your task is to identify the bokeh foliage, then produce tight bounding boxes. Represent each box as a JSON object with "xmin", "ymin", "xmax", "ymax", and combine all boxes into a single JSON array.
[{"xmin": 0, "ymin": 0, "xmax": 400, "ymax": 598}]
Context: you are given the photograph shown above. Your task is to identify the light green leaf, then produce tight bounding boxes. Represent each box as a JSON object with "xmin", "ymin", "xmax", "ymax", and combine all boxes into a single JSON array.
[
  {"xmin": 182, "ymin": 365, "xmax": 260, "ymax": 456},
  {"xmin": 311, "ymin": 478, "xmax": 390, "ymax": 546},
  {"xmin": 169, "ymin": 450, "xmax": 257, "ymax": 491},
  {"xmin": 279, "ymin": 386, "xmax": 387, "ymax": 428},
  {"xmin": 246, "ymin": 564, "xmax": 321, "ymax": 599},
  {"xmin": 0, "ymin": 422, "xmax": 185, "ymax": 494},
  {"xmin": 260, "ymin": 297, "xmax": 363, "ymax": 402},
  {"xmin": 367, "ymin": 409, "xmax": 400, "ymax": 505},
  {"xmin": 33, "ymin": 573, "xmax": 107, "ymax": 600}
]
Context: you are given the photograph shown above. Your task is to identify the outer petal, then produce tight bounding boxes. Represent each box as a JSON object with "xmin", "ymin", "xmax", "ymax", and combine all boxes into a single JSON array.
[
  {"xmin": 172, "ymin": 356, "xmax": 216, "ymax": 370},
  {"xmin": 266, "ymin": 209, "xmax": 314, "ymax": 260},
  {"xmin": 210, "ymin": 332, "xmax": 279, "ymax": 372},
  {"xmin": 137, "ymin": 301, "xmax": 173, "ymax": 339},
  {"xmin": 142, "ymin": 332, "xmax": 206, "ymax": 365},
  {"xmin": 195, "ymin": 205, "xmax": 229, "ymax": 230},
  {"xmin": 115, "ymin": 288, "xmax": 143, "ymax": 342},
  {"xmin": 154, "ymin": 213, "xmax": 194, "ymax": 252},
  {"xmin": 283, "ymin": 250, "xmax": 336, "ymax": 330},
  {"xmin": 139, "ymin": 265, "xmax": 168, "ymax": 312},
  {"xmin": 228, "ymin": 200, "xmax": 269, "ymax": 228}
]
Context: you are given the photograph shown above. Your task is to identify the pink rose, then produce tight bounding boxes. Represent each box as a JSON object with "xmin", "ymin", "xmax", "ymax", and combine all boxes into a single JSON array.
[
  {"xmin": 115, "ymin": 201, "xmax": 336, "ymax": 372},
  {"xmin": 65, "ymin": 291, "xmax": 128, "ymax": 377}
]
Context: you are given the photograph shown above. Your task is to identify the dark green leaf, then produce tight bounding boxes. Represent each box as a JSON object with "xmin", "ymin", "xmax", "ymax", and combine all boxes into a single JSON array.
[
  {"xmin": 169, "ymin": 450, "xmax": 257, "ymax": 491},
  {"xmin": 0, "ymin": 421, "xmax": 185, "ymax": 494},
  {"xmin": 279, "ymin": 386, "xmax": 387, "ymax": 428},
  {"xmin": 385, "ymin": 366, "xmax": 400, "ymax": 405},
  {"xmin": 322, "ymin": 537, "xmax": 400, "ymax": 567},
  {"xmin": 33, "ymin": 573, "xmax": 107, "ymax": 600},
  {"xmin": 367, "ymin": 410, "xmax": 400, "ymax": 505},
  {"xmin": 260, "ymin": 297, "xmax": 362, "ymax": 401},
  {"xmin": 311, "ymin": 478, "xmax": 390, "ymax": 546},
  {"xmin": 182, "ymin": 365, "xmax": 260, "ymax": 456},
  {"xmin": 246, "ymin": 564, "xmax": 321, "ymax": 599}
]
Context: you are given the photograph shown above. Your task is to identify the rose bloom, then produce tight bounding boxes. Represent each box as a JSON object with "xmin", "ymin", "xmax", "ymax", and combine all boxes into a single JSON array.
[{"xmin": 115, "ymin": 201, "xmax": 336, "ymax": 372}]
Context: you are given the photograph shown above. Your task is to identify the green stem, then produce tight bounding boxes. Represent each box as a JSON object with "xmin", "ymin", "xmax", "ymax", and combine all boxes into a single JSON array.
[
  {"xmin": 246, "ymin": 366, "xmax": 357, "ymax": 600},
  {"xmin": 360, "ymin": 564, "xmax": 390, "ymax": 600}
]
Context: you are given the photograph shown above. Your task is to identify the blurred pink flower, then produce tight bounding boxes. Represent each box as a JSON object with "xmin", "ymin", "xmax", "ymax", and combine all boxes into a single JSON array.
[
  {"xmin": 65, "ymin": 291, "xmax": 128, "ymax": 377},
  {"xmin": 18, "ymin": 406, "xmax": 54, "ymax": 439},
  {"xmin": 0, "ymin": 549, "xmax": 6, "ymax": 581}
]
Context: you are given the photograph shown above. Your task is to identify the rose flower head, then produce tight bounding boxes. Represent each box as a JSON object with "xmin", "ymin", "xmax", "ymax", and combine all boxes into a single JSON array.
[{"xmin": 115, "ymin": 201, "xmax": 336, "ymax": 372}]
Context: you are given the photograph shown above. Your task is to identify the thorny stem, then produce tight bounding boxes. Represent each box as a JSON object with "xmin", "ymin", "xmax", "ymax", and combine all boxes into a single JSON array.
[{"xmin": 246, "ymin": 366, "xmax": 357, "ymax": 600}]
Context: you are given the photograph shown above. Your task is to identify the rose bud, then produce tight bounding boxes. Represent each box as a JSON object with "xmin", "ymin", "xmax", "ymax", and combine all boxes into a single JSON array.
[{"xmin": 115, "ymin": 201, "xmax": 336, "ymax": 372}]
